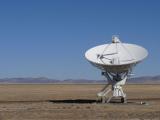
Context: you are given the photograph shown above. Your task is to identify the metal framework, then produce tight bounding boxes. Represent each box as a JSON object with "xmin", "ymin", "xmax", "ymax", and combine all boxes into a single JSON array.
[{"xmin": 97, "ymin": 70, "xmax": 131, "ymax": 103}]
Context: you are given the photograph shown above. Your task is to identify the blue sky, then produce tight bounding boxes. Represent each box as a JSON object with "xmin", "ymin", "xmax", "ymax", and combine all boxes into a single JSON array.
[{"xmin": 0, "ymin": 0, "xmax": 159, "ymax": 79}]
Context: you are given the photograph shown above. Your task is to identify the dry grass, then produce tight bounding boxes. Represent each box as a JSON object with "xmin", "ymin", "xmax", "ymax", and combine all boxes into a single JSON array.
[{"xmin": 0, "ymin": 84, "xmax": 159, "ymax": 120}]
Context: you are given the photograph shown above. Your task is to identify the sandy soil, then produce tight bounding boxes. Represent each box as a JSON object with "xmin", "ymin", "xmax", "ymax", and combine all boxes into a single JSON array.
[{"xmin": 0, "ymin": 84, "xmax": 159, "ymax": 120}]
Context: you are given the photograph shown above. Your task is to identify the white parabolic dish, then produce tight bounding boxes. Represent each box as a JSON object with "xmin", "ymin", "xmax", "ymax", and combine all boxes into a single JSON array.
[{"xmin": 85, "ymin": 40, "xmax": 148, "ymax": 73}]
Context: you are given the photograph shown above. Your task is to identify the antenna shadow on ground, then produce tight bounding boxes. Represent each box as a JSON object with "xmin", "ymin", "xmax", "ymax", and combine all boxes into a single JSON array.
[{"xmin": 48, "ymin": 99, "xmax": 97, "ymax": 104}]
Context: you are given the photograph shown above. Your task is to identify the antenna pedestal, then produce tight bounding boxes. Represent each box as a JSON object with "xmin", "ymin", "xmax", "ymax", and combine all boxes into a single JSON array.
[{"xmin": 97, "ymin": 71, "xmax": 128, "ymax": 103}]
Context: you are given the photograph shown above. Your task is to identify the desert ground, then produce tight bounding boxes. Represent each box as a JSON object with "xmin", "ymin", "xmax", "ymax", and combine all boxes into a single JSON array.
[{"xmin": 0, "ymin": 84, "xmax": 159, "ymax": 120}]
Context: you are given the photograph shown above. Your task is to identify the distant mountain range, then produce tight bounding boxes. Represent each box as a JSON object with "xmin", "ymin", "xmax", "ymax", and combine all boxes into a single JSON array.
[
  {"xmin": 0, "ymin": 75, "xmax": 159, "ymax": 84},
  {"xmin": 128, "ymin": 75, "xmax": 160, "ymax": 84}
]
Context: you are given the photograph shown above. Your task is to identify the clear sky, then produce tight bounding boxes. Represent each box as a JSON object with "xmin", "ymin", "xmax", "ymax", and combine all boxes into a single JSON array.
[{"xmin": 0, "ymin": 0, "xmax": 159, "ymax": 80}]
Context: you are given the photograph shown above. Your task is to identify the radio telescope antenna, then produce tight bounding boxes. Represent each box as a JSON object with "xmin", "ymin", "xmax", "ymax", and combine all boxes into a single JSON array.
[{"xmin": 85, "ymin": 36, "xmax": 148, "ymax": 103}]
